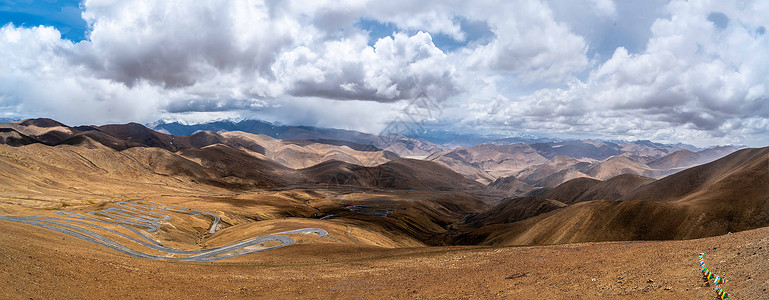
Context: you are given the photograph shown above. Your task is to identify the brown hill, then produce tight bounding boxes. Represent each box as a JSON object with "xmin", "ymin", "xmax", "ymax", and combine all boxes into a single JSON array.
[
  {"xmin": 2, "ymin": 120, "xmax": 400, "ymax": 171},
  {"xmin": 423, "ymin": 153, "xmax": 496, "ymax": 184},
  {"xmin": 3, "ymin": 210, "xmax": 769, "ymax": 298},
  {"xmin": 427, "ymin": 143, "xmax": 548, "ymax": 184},
  {"xmin": 621, "ymin": 146, "xmax": 768, "ymax": 205},
  {"xmin": 0, "ymin": 119, "xmax": 488, "ymax": 195},
  {"xmin": 646, "ymin": 149, "xmax": 701, "ymax": 169},
  {"xmin": 530, "ymin": 173, "xmax": 655, "ymax": 205},
  {"xmin": 529, "ymin": 140, "xmax": 621, "ymax": 160},
  {"xmin": 540, "ymin": 177, "xmax": 601, "ymax": 204},
  {"xmin": 647, "ymin": 146, "xmax": 737, "ymax": 175},
  {"xmin": 584, "ymin": 155, "xmax": 654, "ymax": 180},
  {"xmin": 0, "ymin": 118, "xmax": 75, "ymax": 145},
  {"xmin": 0, "ymin": 128, "xmax": 37, "ymax": 146},
  {"xmin": 220, "ymin": 131, "xmax": 396, "ymax": 169},
  {"xmin": 514, "ymin": 155, "xmax": 587, "ymax": 183},
  {"xmin": 177, "ymin": 144, "xmax": 304, "ymax": 189},
  {"xmin": 573, "ymin": 174, "xmax": 655, "ymax": 203},
  {"xmin": 0, "ymin": 140, "xmax": 233, "ymax": 207},
  {"xmin": 301, "ymin": 158, "xmax": 485, "ymax": 191},
  {"xmin": 382, "ymin": 137, "xmax": 443, "ymax": 158},
  {"xmin": 18, "ymin": 118, "xmax": 68, "ymax": 128},
  {"xmin": 697, "ymin": 145, "xmax": 737, "ymax": 159},
  {"xmin": 464, "ymin": 197, "xmax": 567, "ymax": 227},
  {"xmin": 459, "ymin": 147, "xmax": 769, "ymax": 246},
  {"xmin": 488, "ymin": 176, "xmax": 534, "ymax": 196},
  {"xmin": 532, "ymin": 167, "xmax": 593, "ymax": 188}
]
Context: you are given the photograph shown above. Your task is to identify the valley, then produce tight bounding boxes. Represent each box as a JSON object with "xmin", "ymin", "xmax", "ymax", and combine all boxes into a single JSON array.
[{"xmin": 1, "ymin": 118, "xmax": 766, "ymax": 298}]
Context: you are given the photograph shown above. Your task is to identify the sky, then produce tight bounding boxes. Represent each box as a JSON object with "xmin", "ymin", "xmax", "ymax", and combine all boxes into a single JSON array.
[{"xmin": 1, "ymin": 0, "xmax": 768, "ymax": 147}]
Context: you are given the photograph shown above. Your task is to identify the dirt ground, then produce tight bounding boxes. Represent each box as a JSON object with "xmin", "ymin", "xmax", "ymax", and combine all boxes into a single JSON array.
[{"xmin": 1, "ymin": 216, "xmax": 767, "ymax": 299}]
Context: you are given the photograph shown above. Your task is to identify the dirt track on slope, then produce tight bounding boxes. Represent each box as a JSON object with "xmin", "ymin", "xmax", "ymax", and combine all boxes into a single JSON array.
[{"xmin": 2, "ymin": 217, "xmax": 767, "ymax": 299}]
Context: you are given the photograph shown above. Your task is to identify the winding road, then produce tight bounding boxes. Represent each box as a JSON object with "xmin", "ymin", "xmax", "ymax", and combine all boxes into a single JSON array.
[{"xmin": 0, "ymin": 201, "xmax": 327, "ymax": 262}]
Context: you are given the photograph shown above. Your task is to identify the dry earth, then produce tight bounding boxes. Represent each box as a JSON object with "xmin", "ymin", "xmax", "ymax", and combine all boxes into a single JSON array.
[{"xmin": 1, "ymin": 196, "xmax": 767, "ymax": 299}]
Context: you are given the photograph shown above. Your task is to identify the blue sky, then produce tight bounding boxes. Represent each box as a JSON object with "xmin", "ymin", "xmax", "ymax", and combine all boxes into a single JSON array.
[
  {"xmin": 1, "ymin": 0, "xmax": 768, "ymax": 147},
  {"xmin": 356, "ymin": 17, "xmax": 495, "ymax": 53},
  {"xmin": 0, "ymin": 0, "xmax": 86, "ymax": 41}
]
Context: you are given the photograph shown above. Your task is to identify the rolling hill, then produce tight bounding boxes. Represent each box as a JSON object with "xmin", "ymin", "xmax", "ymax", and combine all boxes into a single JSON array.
[
  {"xmin": 426, "ymin": 143, "xmax": 548, "ymax": 183},
  {"xmin": 457, "ymin": 146, "xmax": 769, "ymax": 246}
]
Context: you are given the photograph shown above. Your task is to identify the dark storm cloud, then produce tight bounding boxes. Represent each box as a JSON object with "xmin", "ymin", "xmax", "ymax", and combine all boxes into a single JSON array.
[{"xmin": 73, "ymin": 1, "xmax": 297, "ymax": 89}]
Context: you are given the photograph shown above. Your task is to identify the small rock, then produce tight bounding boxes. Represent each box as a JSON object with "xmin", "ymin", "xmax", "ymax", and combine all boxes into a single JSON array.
[
  {"xmin": 505, "ymin": 273, "xmax": 527, "ymax": 280},
  {"xmin": 647, "ymin": 279, "xmax": 654, "ymax": 283}
]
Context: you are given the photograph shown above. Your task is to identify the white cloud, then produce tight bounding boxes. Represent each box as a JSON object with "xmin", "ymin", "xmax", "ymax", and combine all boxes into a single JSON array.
[
  {"xmin": 461, "ymin": 0, "xmax": 589, "ymax": 83},
  {"xmin": 276, "ymin": 31, "xmax": 457, "ymax": 101},
  {"xmin": 0, "ymin": 24, "xmax": 166, "ymax": 125},
  {"xmin": 2, "ymin": 0, "xmax": 592, "ymax": 125},
  {"xmin": 1, "ymin": 0, "xmax": 767, "ymax": 146},
  {"xmin": 590, "ymin": 0, "xmax": 617, "ymax": 17},
  {"xmin": 458, "ymin": 0, "xmax": 769, "ymax": 146}
]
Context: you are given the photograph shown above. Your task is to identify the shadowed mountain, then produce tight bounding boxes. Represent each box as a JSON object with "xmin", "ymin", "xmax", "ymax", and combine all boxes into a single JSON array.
[
  {"xmin": 647, "ymin": 149, "xmax": 701, "ymax": 169},
  {"xmin": 464, "ymin": 197, "xmax": 567, "ymax": 228},
  {"xmin": 488, "ymin": 157, "xmax": 594, "ymax": 193},
  {"xmin": 381, "ymin": 137, "xmax": 443, "ymax": 158},
  {"xmin": 574, "ymin": 174, "xmax": 655, "ymax": 203},
  {"xmin": 532, "ymin": 167, "xmax": 593, "ymax": 188},
  {"xmin": 542, "ymin": 174, "xmax": 655, "ymax": 205},
  {"xmin": 0, "ymin": 130, "xmax": 478, "ymax": 194},
  {"xmin": 530, "ymin": 140, "xmax": 623, "ymax": 160},
  {"xmin": 176, "ymin": 144, "xmax": 305, "ymax": 189},
  {"xmin": 2, "ymin": 116, "xmax": 769, "ymax": 266},
  {"xmin": 219, "ymin": 131, "xmax": 398, "ymax": 169},
  {"xmin": 427, "ymin": 139, "xmax": 703, "ymax": 185},
  {"xmin": 488, "ymin": 176, "xmax": 534, "ymax": 196},
  {"xmin": 0, "ymin": 118, "xmax": 75, "ymax": 145},
  {"xmin": 427, "ymin": 143, "xmax": 548, "ymax": 184},
  {"xmin": 149, "ymin": 119, "xmax": 444, "ymax": 158},
  {"xmin": 539, "ymin": 177, "xmax": 601, "ymax": 204},
  {"xmin": 457, "ymin": 147, "xmax": 769, "ymax": 246},
  {"xmin": 1, "ymin": 120, "xmax": 401, "ymax": 170},
  {"xmin": 304, "ymin": 139, "xmax": 382, "ymax": 152},
  {"xmin": 618, "ymin": 140, "xmax": 698, "ymax": 157},
  {"xmin": 583, "ymin": 155, "xmax": 655, "ymax": 180},
  {"xmin": 647, "ymin": 146, "xmax": 737, "ymax": 176},
  {"xmin": 0, "ymin": 128, "xmax": 38, "ymax": 146},
  {"xmin": 18, "ymin": 118, "xmax": 68, "ymax": 128},
  {"xmin": 514, "ymin": 155, "xmax": 588, "ymax": 183},
  {"xmin": 621, "ymin": 147, "xmax": 768, "ymax": 204},
  {"xmin": 301, "ymin": 158, "xmax": 485, "ymax": 191}
]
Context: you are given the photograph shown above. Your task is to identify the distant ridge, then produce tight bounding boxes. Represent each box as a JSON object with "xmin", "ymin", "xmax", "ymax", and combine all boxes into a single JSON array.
[{"xmin": 149, "ymin": 119, "xmax": 443, "ymax": 158}]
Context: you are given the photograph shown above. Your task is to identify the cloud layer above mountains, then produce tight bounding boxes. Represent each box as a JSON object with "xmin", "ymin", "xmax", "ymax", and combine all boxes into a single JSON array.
[{"xmin": 1, "ymin": 0, "xmax": 767, "ymax": 146}]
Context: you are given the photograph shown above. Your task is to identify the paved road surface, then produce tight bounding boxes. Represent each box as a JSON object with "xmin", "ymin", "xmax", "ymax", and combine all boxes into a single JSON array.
[{"xmin": 0, "ymin": 201, "xmax": 327, "ymax": 262}]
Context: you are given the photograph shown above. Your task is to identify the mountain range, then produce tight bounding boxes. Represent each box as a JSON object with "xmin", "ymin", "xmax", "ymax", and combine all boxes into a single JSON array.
[
  {"xmin": 2, "ymin": 117, "xmax": 769, "ymax": 299},
  {"xmin": 1, "ymin": 117, "xmax": 758, "ymax": 243}
]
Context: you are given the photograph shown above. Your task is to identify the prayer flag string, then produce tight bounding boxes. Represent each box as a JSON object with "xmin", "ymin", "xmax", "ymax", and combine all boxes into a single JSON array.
[{"xmin": 699, "ymin": 253, "xmax": 730, "ymax": 299}]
